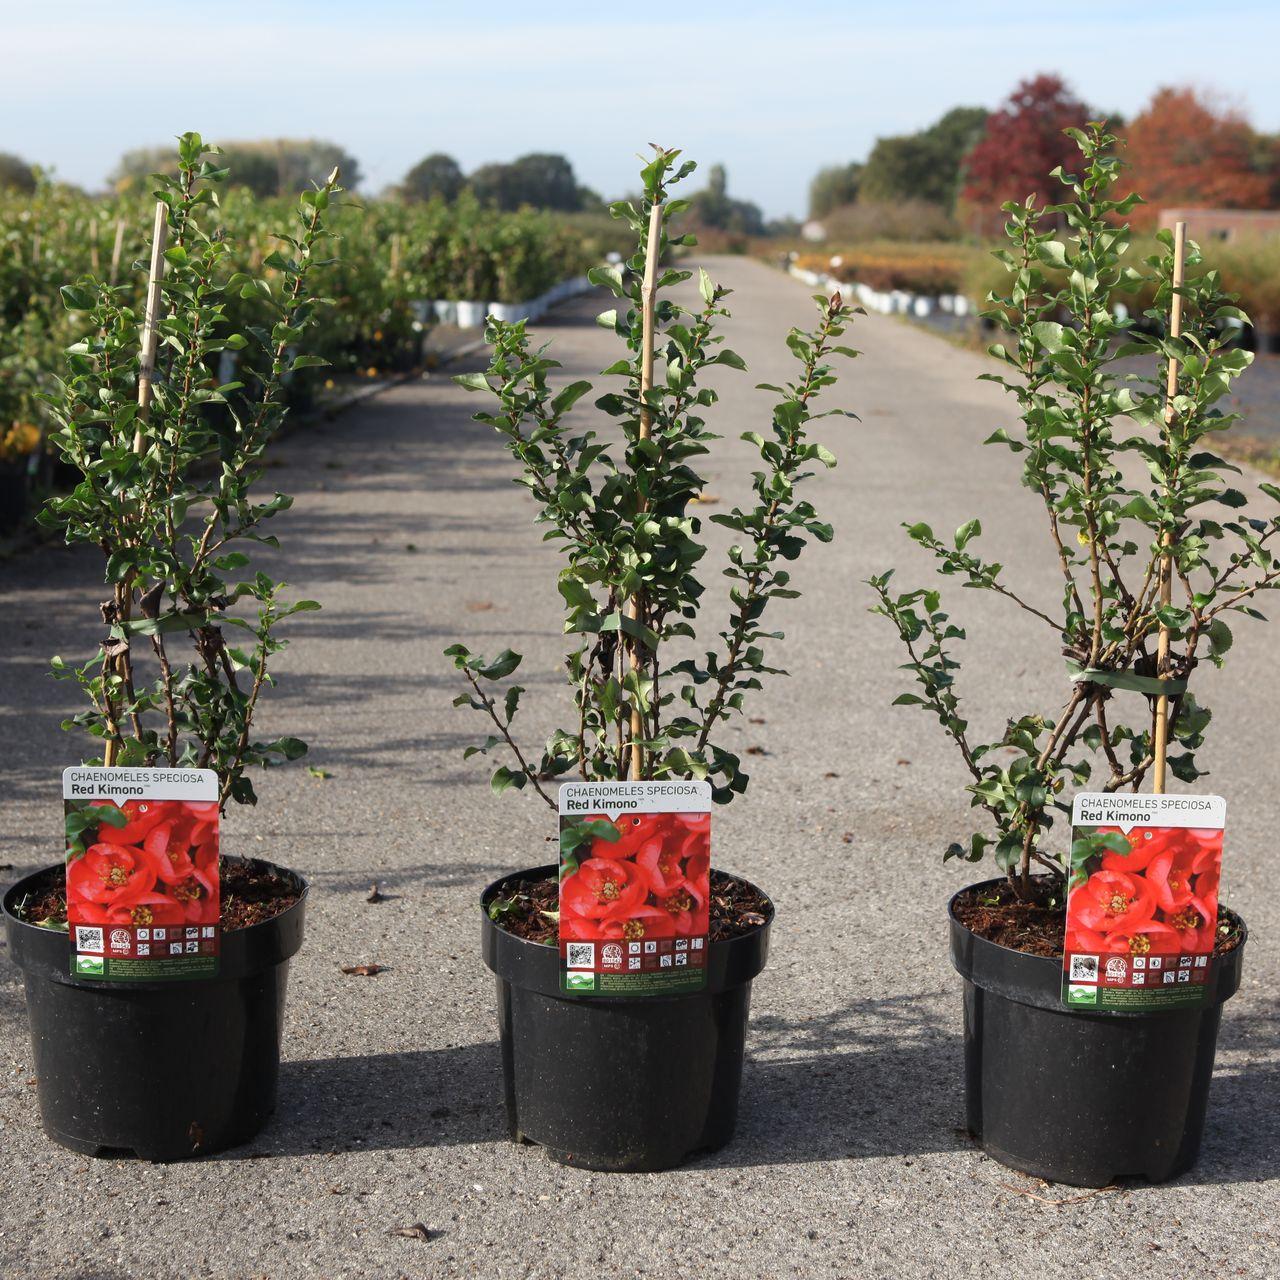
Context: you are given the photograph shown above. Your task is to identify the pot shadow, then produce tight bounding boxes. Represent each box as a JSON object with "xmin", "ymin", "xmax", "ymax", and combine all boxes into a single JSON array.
[
  {"xmin": 1176, "ymin": 998, "xmax": 1280, "ymax": 1185},
  {"xmin": 1185, "ymin": 1065, "xmax": 1280, "ymax": 1185},
  {"xmin": 228, "ymin": 1041, "xmax": 505, "ymax": 1159},
  {"xmin": 699, "ymin": 990, "xmax": 972, "ymax": 1168},
  {"xmin": 229, "ymin": 994, "xmax": 966, "ymax": 1165},
  {"xmin": 140, "ymin": 985, "xmax": 1280, "ymax": 1179}
]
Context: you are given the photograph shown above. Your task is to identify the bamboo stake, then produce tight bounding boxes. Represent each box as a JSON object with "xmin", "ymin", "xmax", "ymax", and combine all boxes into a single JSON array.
[
  {"xmin": 133, "ymin": 201, "xmax": 168, "ymax": 451},
  {"xmin": 627, "ymin": 199, "xmax": 663, "ymax": 781},
  {"xmin": 108, "ymin": 217, "xmax": 126, "ymax": 285},
  {"xmin": 103, "ymin": 203, "xmax": 168, "ymax": 769},
  {"xmin": 1152, "ymin": 220, "xmax": 1187, "ymax": 795}
]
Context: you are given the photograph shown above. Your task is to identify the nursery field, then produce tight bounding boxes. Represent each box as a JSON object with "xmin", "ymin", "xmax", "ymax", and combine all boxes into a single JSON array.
[{"xmin": 0, "ymin": 258, "xmax": 1277, "ymax": 1279}]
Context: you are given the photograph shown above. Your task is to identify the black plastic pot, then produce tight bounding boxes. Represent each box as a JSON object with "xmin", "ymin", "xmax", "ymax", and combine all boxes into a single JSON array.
[
  {"xmin": 481, "ymin": 864, "xmax": 772, "ymax": 1172},
  {"xmin": 950, "ymin": 877, "xmax": 1245, "ymax": 1186},
  {"xmin": 3, "ymin": 857, "xmax": 307, "ymax": 1161}
]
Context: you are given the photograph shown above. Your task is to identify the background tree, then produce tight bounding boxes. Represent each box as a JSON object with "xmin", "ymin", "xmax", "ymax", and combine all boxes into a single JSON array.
[
  {"xmin": 809, "ymin": 162, "xmax": 863, "ymax": 219},
  {"xmin": 1122, "ymin": 87, "xmax": 1275, "ymax": 227},
  {"xmin": 0, "ymin": 152, "xmax": 36, "ymax": 194},
  {"xmin": 687, "ymin": 163, "xmax": 765, "ymax": 235},
  {"xmin": 960, "ymin": 75, "xmax": 1092, "ymax": 226},
  {"xmin": 114, "ymin": 138, "xmax": 362, "ymax": 196},
  {"xmin": 470, "ymin": 153, "xmax": 585, "ymax": 211},
  {"xmin": 467, "ymin": 161, "xmax": 517, "ymax": 210},
  {"xmin": 402, "ymin": 152, "xmax": 464, "ymax": 203},
  {"xmin": 860, "ymin": 106, "xmax": 988, "ymax": 208}
]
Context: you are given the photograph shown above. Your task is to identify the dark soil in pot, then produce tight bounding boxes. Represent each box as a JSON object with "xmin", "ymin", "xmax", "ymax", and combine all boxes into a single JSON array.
[
  {"xmin": 13, "ymin": 855, "xmax": 300, "ymax": 931},
  {"xmin": 951, "ymin": 876, "xmax": 1245, "ymax": 959},
  {"xmin": 4, "ymin": 855, "xmax": 307, "ymax": 1162},
  {"xmin": 481, "ymin": 864, "xmax": 772, "ymax": 1173},
  {"xmin": 950, "ymin": 875, "xmax": 1246, "ymax": 1188},
  {"xmin": 488, "ymin": 868, "xmax": 772, "ymax": 943}
]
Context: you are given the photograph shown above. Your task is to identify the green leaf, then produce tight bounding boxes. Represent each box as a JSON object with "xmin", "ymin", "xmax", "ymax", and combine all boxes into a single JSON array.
[
  {"xmin": 1066, "ymin": 660, "xmax": 1187, "ymax": 697},
  {"xmin": 551, "ymin": 381, "xmax": 593, "ymax": 415},
  {"xmin": 478, "ymin": 649, "xmax": 522, "ymax": 680},
  {"xmin": 1032, "ymin": 321, "xmax": 1067, "ymax": 353},
  {"xmin": 598, "ymin": 611, "xmax": 660, "ymax": 652},
  {"xmin": 491, "ymin": 764, "xmax": 527, "ymax": 795}
]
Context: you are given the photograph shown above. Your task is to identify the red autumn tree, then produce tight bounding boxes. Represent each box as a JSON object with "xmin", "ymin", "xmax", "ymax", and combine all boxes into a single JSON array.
[
  {"xmin": 1121, "ymin": 87, "xmax": 1274, "ymax": 228},
  {"xmin": 960, "ymin": 75, "xmax": 1092, "ymax": 230}
]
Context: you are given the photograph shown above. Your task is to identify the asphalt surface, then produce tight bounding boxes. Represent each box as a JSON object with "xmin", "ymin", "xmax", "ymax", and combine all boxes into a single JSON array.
[{"xmin": 0, "ymin": 256, "xmax": 1276, "ymax": 1279}]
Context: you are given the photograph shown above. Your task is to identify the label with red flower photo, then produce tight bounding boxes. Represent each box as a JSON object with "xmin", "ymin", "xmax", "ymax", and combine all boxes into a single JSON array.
[
  {"xmin": 1063, "ymin": 792, "xmax": 1225, "ymax": 1012},
  {"xmin": 63, "ymin": 767, "xmax": 220, "ymax": 981},
  {"xmin": 558, "ymin": 781, "xmax": 711, "ymax": 996}
]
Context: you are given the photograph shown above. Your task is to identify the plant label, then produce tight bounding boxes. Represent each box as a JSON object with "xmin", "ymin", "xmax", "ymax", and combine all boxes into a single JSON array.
[
  {"xmin": 1062, "ymin": 793, "xmax": 1227, "ymax": 1012},
  {"xmin": 558, "ymin": 781, "xmax": 711, "ymax": 996},
  {"xmin": 63, "ymin": 767, "xmax": 220, "ymax": 981}
]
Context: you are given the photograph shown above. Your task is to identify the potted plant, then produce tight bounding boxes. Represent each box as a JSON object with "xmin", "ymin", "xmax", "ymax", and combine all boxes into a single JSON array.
[
  {"xmin": 3, "ymin": 134, "xmax": 338, "ymax": 1160},
  {"xmin": 448, "ymin": 146, "xmax": 857, "ymax": 1171},
  {"xmin": 872, "ymin": 124, "xmax": 1272, "ymax": 1186}
]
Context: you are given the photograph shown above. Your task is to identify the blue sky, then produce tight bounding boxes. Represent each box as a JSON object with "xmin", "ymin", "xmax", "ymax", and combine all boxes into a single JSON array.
[{"xmin": 5, "ymin": 0, "xmax": 1280, "ymax": 217}]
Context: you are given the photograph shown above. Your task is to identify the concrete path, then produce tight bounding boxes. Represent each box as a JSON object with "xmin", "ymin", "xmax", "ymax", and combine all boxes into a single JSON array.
[{"xmin": 0, "ymin": 256, "xmax": 1276, "ymax": 1279}]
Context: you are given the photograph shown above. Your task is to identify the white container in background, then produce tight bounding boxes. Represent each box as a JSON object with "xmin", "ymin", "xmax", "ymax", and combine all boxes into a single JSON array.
[
  {"xmin": 912, "ymin": 296, "xmax": 934, "ymax": 318},
  {"xmin": 455, "ymin": 300, "xmax": 488, "ymax": 329},
  {"xmin": 434, "ymin": 300, "xmax": 458, "ymax": 325}
]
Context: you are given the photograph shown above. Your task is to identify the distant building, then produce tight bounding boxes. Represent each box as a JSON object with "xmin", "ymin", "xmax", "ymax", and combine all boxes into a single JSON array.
[{"xmin": 1159, "ymin": 208, "xmax": 1280, "ymax": 243}]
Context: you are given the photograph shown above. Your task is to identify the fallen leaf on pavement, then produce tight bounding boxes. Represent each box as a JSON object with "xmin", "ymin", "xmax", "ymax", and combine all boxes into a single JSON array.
[{"xmin": 389, "ymin": 1224, "xmax": 436, "ymax": 1242}]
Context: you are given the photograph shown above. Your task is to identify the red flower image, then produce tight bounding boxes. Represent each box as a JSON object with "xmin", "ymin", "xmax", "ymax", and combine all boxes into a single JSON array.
[
  {"xmin": 561, "ymin": 858, "xmax": 647, "ymax": 921},
  {"xmin": 1065, "ymin": 825, "xmax": 1223, "ymax": 959},
  {"xmin": 90, "ymin": 798, "xmax": 177, "ymax": 846},
  {"xmin": 68, "ymin": 843, "xmax": 157, "ymax": 910},
  {"xmin": 560, "ymin": 810, "xmax": 711, "ymax": 945},
  {"xmin": 67, "ymin": 799, "xmax": 221, "ymax": 933}
]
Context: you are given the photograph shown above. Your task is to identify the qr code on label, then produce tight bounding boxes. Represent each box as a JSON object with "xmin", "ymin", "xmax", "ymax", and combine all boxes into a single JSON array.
[
  {"xmin": 75, "ymin": 926, "xmax": 104, "ymax": 954},
  {"xmin": 566, "ymin": 942, "xmax": 595, "ymax": 970}
]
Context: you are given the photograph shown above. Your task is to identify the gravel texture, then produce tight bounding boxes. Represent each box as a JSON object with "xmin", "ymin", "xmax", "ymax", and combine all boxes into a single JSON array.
[{"xmin": 0, "ymin": 256, "xmax": 1275, "ymax": 1279}]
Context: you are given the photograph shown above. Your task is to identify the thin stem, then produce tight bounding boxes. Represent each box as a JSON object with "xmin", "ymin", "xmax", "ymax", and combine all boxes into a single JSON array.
[{"xmin": 461, "ymin": 667, "xmax": 555, "ymax": 810}]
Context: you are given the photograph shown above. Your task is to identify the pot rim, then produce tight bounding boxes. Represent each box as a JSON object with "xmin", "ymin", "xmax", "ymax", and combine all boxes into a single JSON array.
[
  {"xmin": 479, "ymin": 862, "xmax": 773, "ymax": 1000},
  {"xmin": 948, "ymin": 873, "xmax": 1246, "ymax": 1016},
  {"xmin": 4, "ymin": 855, "xmax": 309, "ymax": 988},
  {"xmin": 479, "ymin": 861, "xmax": 775, "ymax": 942},
  {"xmin": 947, "ymin": 873, "xmax": 1249, "ymax": 961}
]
